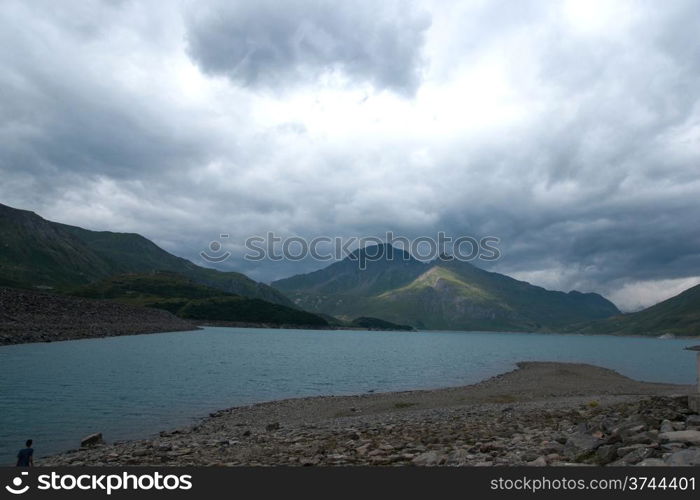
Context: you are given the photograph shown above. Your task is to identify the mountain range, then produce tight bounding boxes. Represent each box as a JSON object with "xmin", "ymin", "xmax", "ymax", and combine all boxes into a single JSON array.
[
  {"xmin": 272, "ymin": 244, "xmax": 621, "ymax": 331},
  {"xmin": 2, "ymin": 202, "xmax": 698, "ymax": 337}
]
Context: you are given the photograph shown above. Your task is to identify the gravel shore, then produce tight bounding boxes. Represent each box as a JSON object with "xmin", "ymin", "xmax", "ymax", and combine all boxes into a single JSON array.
[
  {"xmin": 0, "ymin": 287, "xmax": 197, "ymax": 345},
  {"xmin": 40, "ymin": 362, "xmax": 700, "ymax": 466}
]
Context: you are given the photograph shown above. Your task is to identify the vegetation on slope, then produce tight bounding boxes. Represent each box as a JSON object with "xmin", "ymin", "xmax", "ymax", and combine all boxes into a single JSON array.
[
  {"xmin": 71, "ymin": 272, "xmax": 328, "ymax": 327},
  {"xmin": 567, "ymin": 284, "xmax": 700, "ymax": 337},
  {"xmin": 0, "ymin": 203, "xmax": 292, "ymax": 305}
]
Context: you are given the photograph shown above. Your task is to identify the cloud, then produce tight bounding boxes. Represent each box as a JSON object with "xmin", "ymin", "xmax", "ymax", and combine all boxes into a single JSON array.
[
  {"xmin": 0, "ymin": 0, "xmax": 699, "ymax": 311},
  {"xmin": 185, "ymin": 0, "xmax": 431, "ymax": 94}
]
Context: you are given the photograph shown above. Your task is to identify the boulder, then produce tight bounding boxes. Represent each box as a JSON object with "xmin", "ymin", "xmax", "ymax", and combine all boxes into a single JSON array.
[
  {"xmin": 563, "ymin": 434, "xmax": 604, "ymax": 461},
  {"xmin": 665, "ymin": 449, "xmax": 700, "ymax": 466},
  {"xmin": 80, "ymin": 433, "xmax": 104, "ymax": 448},
  {"xmin": 617, "ymin": 447, "xmax": 653, "ymax": 465},
  {"xmin": 412, "ymin": 451, "xmax": 444, "ymax": 466},
  {"xmin": 595, "ymin": 445, "xmax": 619, "ymax": 465},
  {"xmin": 526, "ymin": 456, "xmax": 548, "ymax": 466},
  {"xmin": 659, "ymin": 420, "xmax": 674, "ymax": 433},
  {"xmin": 636, "ymin": 458, "xmax": 667, "ymax": 466},
  {"xmin": 659, "ymin": 430, "xmax": 700, "ymax": 445},
  {"xmin": 686, "ymin": 415, "xmax": 700, "ymax": 427}
]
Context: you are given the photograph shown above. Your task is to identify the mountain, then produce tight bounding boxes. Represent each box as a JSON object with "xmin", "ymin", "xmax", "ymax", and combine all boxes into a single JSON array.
[
  {"xmin": 272, "ymin": 244, "xmax": 620, "ymax": 331},
  {"xmin": 0, "ymin": 203, "xmax": 291, "ymax": 306},
  {"xmin": 70, "ymin": 272, "xmax": 328, "ymax": 327},
  {"xmin": 567, "ymin": 283, "xmax": 700, "ymax": 336}
]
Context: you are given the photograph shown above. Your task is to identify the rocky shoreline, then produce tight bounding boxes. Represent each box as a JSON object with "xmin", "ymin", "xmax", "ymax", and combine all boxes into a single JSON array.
[
  {"xmin": 40, "ymin": 362, "xmax": 700, "ymax": 466},
  {"xmin": 0, "ymin": 287, "xmax": 197, "ymax": 345}
]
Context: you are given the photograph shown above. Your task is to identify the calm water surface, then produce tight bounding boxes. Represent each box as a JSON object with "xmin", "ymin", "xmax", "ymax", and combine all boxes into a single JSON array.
[{"xmin": 1, "ymin": 327, "xmax": 697, "ymax": 464}]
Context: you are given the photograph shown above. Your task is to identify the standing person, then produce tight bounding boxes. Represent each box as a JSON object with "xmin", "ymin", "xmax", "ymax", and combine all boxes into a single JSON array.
[{"xmin": 16, "ymin": 440, "xmax": 33, "ymax": 467}]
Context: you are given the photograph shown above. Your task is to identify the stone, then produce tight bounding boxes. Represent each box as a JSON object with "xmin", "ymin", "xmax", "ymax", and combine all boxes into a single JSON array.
[
  {"xmin": 616, "ymin": 444, "xmax": 647, "ymax": 457},
  {"xmin": 660, "ymin": 420, "xmax": 674, "ymax": 433},
  {"xmin": 623, "ymin": 431, "xmax": 656, "ymax": 445},
  {"xmin": 265, "ymin": 422, "xmax": 280, "ymax": 432},
  {"xmin": 563, "ymin": 434, "xmax": 604, "ymax": 461},
  {"xmin": 688, "ymin": 394, "xmax": 700, "ymax": 413},
  {"xmin": 540, "ymin": 441, "xmax": 564, "ymax": 454},
  {"xmin": 659, "ymin": 430, "xmax": 700, "ymax": 445},
  {"xmin": 527, "ymin": 456, "xmax": 547, "ymax": 466},
  {"xmin": 636, "ymin": 458, "xmax": 667, "ymax": 466},
  {"xmin": 665, "ymin": 449, "xmax": 700, "ymax": 466},
  {"xmin": 80, "ymin": 433, "xmax": 104, "ymax": 448},
  {"xmin": 686, "ymin": 415, "xmax": 700, "ymax": 427},
  {"xmin": 596, "ymin": 445, "xmax": 619, "ymax": 465},
  {"xmin": 412, "ymin": 451, "xmax": 444, "ymax": 466},
  {"xmin": 618, "ymin": 447, "xmax": 653, "ymax": 464}
]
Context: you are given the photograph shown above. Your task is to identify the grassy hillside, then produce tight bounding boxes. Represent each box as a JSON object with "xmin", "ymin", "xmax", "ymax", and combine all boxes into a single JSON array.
[
  {"xmin": 567, "ymin": 284, "xmax": 700, "ymax": 336},
  {"xmin": 71, "ymin": 272, "xmax": 328, "ymax": 327},
  {"xmin": 272, "ymin": 245, "xmax": 620, "ymax": 331},
  {"xmin": 0, "ymin": 203, "xmax": 292, "ymax": 306}
]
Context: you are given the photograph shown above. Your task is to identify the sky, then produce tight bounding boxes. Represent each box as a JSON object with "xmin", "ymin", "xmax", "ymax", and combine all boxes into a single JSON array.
[{"xmin": 1, "ymin": 0, "xmax": 699, "ymax": 311}]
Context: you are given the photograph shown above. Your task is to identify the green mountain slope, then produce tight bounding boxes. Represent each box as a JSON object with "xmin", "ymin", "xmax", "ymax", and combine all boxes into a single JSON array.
[
  {"xmin": 567, "ymin": 284, "xmax": 700, "ymax": 336},
  {"xmin": 272, "ymin": 244, "xmax": 620, "ymax": 331},
  {"xmin": 71, "ymin": 272, "xmax": 328, "ymax": 327},
  {"xmin": 0, "ymin": 203, "xmax": 291, "ymax": 306}
]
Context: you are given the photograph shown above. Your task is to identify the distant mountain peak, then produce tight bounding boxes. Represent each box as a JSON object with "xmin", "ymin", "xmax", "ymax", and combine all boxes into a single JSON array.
[{"xmin": 348, "ymin": 243, "xmax": 415, "ymax": 263}]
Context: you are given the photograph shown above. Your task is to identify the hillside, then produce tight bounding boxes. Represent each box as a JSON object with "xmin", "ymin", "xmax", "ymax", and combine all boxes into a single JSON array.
[
  {"xmin": 0, "ymin": 286, "xmax": 195, "ymax": 345},
  {"xmin": 0, "ymin": 203, "xmax": 291, "ymax": 306},
  {"xmin": 71, "ymin": 272, "xmax": 329, "ymax": 328},
  {"xmin": 567, "ymin": 283, "xmax": 700, "ymax": 336},
  {"xmin": 272, "ymin": 244, "xmax": 620, "ymax": 331}
]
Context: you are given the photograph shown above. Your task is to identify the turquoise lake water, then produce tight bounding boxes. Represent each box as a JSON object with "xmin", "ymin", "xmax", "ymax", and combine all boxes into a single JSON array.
[{"xmin": 1, "ymin": 327, "xmax": 698, "ymax": 464}]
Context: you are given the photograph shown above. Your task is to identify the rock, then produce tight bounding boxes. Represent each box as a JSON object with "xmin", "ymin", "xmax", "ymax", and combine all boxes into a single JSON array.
[
  {"xmin": 636, "ymin": 458, "xmax": 667, "ymax": 466},
  {"xmin": 665, "ymin": 448, "xmax": 700, "ymax": 466},
  {"xmin": 563, "ymin": 434, "xmax": 604, "ymax": 461},
  {"xmin": 412, "ymin": 451, "xmax": 444, "ymax": 466},
  {"xmin": 659, "ymin": 430, "xmax": 700, "ymax": 445},
  {"xmin": 623, "ymin": 431, "xmax": 656, "ymax": 445},
  {"xmin": 540, "ymin": 441, "xmax": 564, "ymax": 454},
  {"xmin": 688, "ymin": 394, "xmax": 700, "ymax": 413},
  {"xmin": 619, "ymin": 424, "xmax": 646, "ymax": 438},
  {"xmin": 527, "ymin": 456, "xmax": 547, "ymax": 466},
  {"xmin": 80, "ymin": 433, "xmax": 104, "ymax": 448},
  {"xmin": 596, "ymin": 445, "xmax": 619, "ymax": 465},
  {"xmin": 299, "ymin": 456, "xmax": 320, "ymax": 466},
  {"xmin": 265, "ymin": 422, "xmax": 280, "ymax": 432},
  {"xmin": 686, "ymin": 415, "xmax": 700, "ymax": 427},
  {"xmin": 660, "ymin": 420, "xmax": 674, "ymax": 433},
  {"xmin": 355, "ymin": 443, "xmax": 371, "ymax": 456},
  {"xmin": 616, "ymin": 444, "xmax": 648, "ymax": 457},
  {"xmin": 618, "ymin": 447, "xmax": 653, "ymax": 465}
]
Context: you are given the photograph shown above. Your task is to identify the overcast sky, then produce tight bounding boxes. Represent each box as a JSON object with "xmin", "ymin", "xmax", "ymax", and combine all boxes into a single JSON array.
[{"xmin": 1, "ymin": 0, "xmax": 699, "ymax": 311}]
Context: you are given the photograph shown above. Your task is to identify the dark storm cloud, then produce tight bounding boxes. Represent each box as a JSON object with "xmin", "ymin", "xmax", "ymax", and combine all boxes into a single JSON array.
[
  {"xmin": 0, "ymin": 0, "xmax": 699, "ymax": 311},
  {"xmin": 185, "ymin": 0, "xmax": 431, "ymax": 94}
]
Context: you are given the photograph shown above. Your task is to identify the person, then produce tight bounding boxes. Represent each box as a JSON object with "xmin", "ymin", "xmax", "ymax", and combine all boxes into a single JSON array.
[{"xmin": 16, "ymin": 440, "xmax": 33, "ymax": 467}]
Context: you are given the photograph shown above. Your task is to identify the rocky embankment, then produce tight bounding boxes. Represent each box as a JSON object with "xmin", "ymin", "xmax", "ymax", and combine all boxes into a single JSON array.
[
  {"xmin": 0, "ymin": 287, "xmax": 197, "ymax": 345},
  {"xmin": 40, "ymin": 362, "xmax": 700, "ymax": 466}
]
